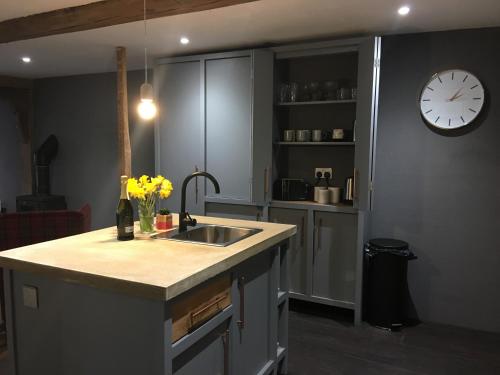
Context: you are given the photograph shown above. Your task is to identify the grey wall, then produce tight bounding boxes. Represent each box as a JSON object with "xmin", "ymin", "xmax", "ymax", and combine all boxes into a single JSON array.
[
  {"xmin": 372, "ymin": 28, "xmax": 500, "ymax": 332},
  {"xmin": 34, "ymin": 70, "xmax": 155, "ymax": 229},
  {"xmin": 0, "ymin": 99, "xmax": 22, "ymax": 212}
]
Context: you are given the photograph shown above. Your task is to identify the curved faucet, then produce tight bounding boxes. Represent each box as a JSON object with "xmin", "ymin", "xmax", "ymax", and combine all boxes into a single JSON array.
[{"xmin": 179, "ymin": 171, "xmax": 220, "ymax": 232}]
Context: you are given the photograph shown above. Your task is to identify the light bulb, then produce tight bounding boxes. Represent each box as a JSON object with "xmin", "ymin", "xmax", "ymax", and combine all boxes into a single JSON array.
[
  {"xmin": 398, "ymin": 6, "xmax": 410, "ymax": 15},
  {"xmin": 138, "ymin": 99, "xmax": 157, "ymax": 120}
]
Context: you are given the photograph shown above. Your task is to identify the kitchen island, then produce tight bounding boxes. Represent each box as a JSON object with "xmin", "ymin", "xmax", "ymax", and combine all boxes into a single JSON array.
[{"xmin": 0, "ymin": 215, "xmax": 296, "ymax": 375}]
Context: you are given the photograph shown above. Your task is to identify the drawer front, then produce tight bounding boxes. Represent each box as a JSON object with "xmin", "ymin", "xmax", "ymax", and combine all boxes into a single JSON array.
[{"xmin": 172, "ymin": 275, "xmax": 231, "ymax": 342}]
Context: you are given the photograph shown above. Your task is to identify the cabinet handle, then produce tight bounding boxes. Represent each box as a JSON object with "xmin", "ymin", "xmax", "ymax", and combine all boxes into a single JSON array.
[
  {"xmin": 237, "ymin": 276, "xmax": 245, "ymax": 329},
  {"xmin": 221, "ymin": 329, "xmax": 230, "ymax": 375},
  {"xmin": 314, "ymin": 218, "xmax": 323, "ymax": 263},
  {"xmin": 188, "ymin": 293, "xmax": 227, "ymax": 330},
  {"xmin": 318, "ymin": 218, "xmax": 323, "ymax": 250},
  {"xmin": 195, "ymin": 165, "xmax": 199, "ymax": 204},
  {"xmin": 300, "ymin": 216, "xmax": 305, "ymax": 247}
]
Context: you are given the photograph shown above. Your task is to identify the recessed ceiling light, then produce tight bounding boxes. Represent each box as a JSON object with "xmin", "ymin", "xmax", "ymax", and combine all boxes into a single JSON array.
[
  {"xmin": 180, "ymin": 37, "xmax": 190, "ymax": 45},
  {"xmin": 398, "ymin": 5, "xmax": 410, "ymax": 15},
  {"xmin": 21, "ymin": 56, "xmax": 31, "ymax": 63}
]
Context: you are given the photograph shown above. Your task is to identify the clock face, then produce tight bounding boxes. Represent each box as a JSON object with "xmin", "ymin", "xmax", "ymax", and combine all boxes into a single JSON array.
[{"xmin": 419, "ymin": 69, "xmax": 485, "ymax": 129}]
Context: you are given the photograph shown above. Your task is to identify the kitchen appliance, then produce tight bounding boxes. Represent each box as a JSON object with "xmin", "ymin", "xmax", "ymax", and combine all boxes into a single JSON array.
[
  {"xmin": 343, "ymin": 176, "xmax": 354, "ymax": 202},
  {"xmin": 296, "ymin": 130, "xmax": 311, "ymax": 142},
  {"xmin": 274, "ymin": 179, "xmax": 311, "ymax": 201},
  {"xmin": 283, "ymin": 130, "xmax": 295, "ymax": 142}
]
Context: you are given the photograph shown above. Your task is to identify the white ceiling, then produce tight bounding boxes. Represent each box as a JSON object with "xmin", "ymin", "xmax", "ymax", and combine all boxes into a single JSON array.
[{"xmin": 1, "ymin": 0, "xmax": 500, "ymax": 78}]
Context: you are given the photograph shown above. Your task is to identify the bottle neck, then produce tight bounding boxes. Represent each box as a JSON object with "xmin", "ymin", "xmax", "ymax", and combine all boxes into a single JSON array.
[{"xmin": 120, "ymin": 180, "xmax": 128, "ymax": 200}]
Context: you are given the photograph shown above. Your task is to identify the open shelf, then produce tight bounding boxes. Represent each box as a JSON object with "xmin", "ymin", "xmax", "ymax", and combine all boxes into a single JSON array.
[
  {"xmin": 275, "ymin": 141, "xmax": 355, "ymax": 146},
  {"xmin": 276, "ymin": 99, "xmax": 356, "ymax": 106}
]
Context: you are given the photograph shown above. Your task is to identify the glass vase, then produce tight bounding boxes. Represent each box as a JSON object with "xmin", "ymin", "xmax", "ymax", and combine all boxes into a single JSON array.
[{"xmin": 138, "ymin": 203, "xmax": 155, "ymax": 233}]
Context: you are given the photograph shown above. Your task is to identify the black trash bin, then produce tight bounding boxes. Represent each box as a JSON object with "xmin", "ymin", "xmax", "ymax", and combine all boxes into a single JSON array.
[{"xmin": 364, "ymin": 238, "xmax": 417, "ymax": 330}]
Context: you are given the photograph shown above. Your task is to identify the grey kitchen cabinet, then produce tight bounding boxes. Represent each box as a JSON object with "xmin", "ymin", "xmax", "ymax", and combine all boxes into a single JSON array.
[
  {"xmin": 173, "ymin": 322, "xmax": 229, "ymax": 375},
  {"xmin": 204, "ymin": 50, "xmax": 274, "ymax": 204},
  {"xmin": 205, "ymin": 57, "xmax": 252, "ymax": 201},
  {"xmin": 205, "ymin": 202, "xmax": 265, "ymax": 222},
  {"xmin": 312, "ymin": 211, "xmax": 358, "ymax": 304},
  {"xmin": 232, "ymin": 249, "xmax": 276, "ymax": 375},
  {"xmin": 155, "ymin": 59, "xmax": 204, "ymax": 214},
  {"xmin": 269, "ymin": 208, "xmax": 308, "ymax": 296},
  {"xmin": 155, "ymin": 50, "xmax": 274, "ymax": 215}
]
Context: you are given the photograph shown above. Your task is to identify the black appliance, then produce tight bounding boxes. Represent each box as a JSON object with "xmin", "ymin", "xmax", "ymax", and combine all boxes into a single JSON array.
[
  {"xmin": 16, "ymin": 135, "xmax": 67, "ymax": 212},
  {"xmin": 273, "ymin": 178, "xmax": 311, "ymax": 201},
  {"xmin": 364, "ymin": 238, "xmax": 417, "ymax": 330}
]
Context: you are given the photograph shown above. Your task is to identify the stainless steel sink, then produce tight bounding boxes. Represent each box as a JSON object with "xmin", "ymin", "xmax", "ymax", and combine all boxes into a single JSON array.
[{"xmin": 152, "ymin": 224, "xmax": 262, "ymax": 247}]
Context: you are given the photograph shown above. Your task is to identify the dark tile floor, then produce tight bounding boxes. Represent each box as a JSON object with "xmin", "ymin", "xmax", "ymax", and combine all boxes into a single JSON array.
[
  {"xmin": 288, "ymin": 301, "xmax": 500, "ymax": 375},
  {"xmin": 1, "ymin": 303, "xmax": 499, "ymax": 375}
]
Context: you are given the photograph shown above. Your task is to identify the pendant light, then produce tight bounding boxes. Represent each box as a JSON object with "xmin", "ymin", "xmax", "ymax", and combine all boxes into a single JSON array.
[{"xmin": 137, "ymin": 0, "xmax": 157, "ymax": 120}]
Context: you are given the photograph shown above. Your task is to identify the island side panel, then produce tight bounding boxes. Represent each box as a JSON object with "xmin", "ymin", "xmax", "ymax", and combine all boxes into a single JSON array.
[{"xmin": 9, "ymin": 270, "xmax": 167, "ymax": 375}]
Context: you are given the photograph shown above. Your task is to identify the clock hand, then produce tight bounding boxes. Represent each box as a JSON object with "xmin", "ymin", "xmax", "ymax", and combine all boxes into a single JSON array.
[{"xmin": 448, "ymin": 88, "xmax": 463, "ymax": 101}]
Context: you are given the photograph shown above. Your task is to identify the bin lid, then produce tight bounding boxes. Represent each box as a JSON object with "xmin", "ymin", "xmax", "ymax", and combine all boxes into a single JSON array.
[{"xmin": 368, "ymin": 238, "xmax": 409, "ymax": 250}]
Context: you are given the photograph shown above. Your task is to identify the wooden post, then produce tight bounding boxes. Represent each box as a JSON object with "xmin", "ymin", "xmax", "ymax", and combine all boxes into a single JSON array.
[
  {"xmin": 116, "ymin": 47, "xmax": 132, "ymax": 177},
  {"xmin": 0, "ymin": 79, "xmax": 33, "ymax": 194}
]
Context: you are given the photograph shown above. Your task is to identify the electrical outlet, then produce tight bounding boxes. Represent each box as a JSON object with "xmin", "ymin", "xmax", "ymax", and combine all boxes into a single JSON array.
[
  {"xmin": 314, "ymin": 168, "xmax": 333, "ymax": 178},
  {"xmin": 23, "ymin": 285, "xmax": 38, "ymax": 309}
]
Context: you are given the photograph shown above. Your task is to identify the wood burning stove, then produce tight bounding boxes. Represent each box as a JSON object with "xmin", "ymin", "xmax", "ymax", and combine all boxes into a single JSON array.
[{"xmin": 16, "ymin": 135, "xmax": 67, "ymax": 212}]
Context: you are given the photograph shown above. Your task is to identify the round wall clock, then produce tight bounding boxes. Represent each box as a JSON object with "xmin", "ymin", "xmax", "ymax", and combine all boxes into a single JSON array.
[{"xmin": 419, "ymin": 69, "xmax": 485, "ymax": 129}]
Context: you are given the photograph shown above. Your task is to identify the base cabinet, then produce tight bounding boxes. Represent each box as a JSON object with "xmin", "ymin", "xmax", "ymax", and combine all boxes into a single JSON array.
[
  {"xmin": 270, "ymin": 206, "xmax": 359, "ymax": 312},
  {"xmin": 312, "ymin": 211, "xmax": 358, "ymax": 304},
  {"xmin": 269, "ymin": 208, "xmax": 308, "ymax": 296},
  {"xmin": 232, "ymin": 251, "xmax": 274, "ymax": 375}
]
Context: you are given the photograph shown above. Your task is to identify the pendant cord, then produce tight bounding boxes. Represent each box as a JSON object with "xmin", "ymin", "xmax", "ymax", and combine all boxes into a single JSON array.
[{"xmin": 143, "ymin": 0, "xmax": 148, "ymax": 84}]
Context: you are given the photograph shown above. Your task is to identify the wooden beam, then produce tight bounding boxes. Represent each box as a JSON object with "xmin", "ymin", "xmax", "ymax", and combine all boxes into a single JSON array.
[
  {"xmin": 0, "ymin": 0, "xmax": 258, "ymax": 44},
  {"xmin": 116, "ymin": 47, "xmax": 132, "ymax": 178},
  {"xmin": 0, "ymin": 75, "xmax": 33, "ymax": 89}
]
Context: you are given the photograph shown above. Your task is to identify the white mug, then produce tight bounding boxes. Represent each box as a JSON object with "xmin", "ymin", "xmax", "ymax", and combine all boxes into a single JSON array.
[
  {"xmin": 318, "ymin": 189, "xmax": 330, "ymax": 204},
  {"xmin": 314, "ymin": 186, "xmax": 327, "ymax": 202},
  {"xmin": 329, "ymin": 187, "xmax": 341, "ymax": 204}
]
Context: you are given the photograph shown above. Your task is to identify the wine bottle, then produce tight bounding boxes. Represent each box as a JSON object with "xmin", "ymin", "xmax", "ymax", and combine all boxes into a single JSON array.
[{"xmin": 116, "ymin": 175, "xmax": 134, "ymax": 241}]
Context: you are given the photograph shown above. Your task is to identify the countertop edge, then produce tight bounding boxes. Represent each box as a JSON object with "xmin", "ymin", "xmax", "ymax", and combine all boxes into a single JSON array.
[
  {"xmin": 0, "ymin": 224, "xmax": 296, "ymax": 302},
  {"xmin": 165, "ymin": 225, "xmax": 296, "ymax": 300}
]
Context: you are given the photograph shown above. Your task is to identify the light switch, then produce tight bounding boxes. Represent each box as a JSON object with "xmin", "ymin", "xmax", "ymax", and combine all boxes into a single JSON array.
[{"xmin": 22, "ymin": 285, "xmax": 39, "ymax": 309}]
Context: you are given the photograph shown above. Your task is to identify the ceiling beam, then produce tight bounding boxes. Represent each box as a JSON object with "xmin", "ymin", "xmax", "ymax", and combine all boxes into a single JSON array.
[
  {"xmin": 0, "ymin": 0, "xmax": 259, "ymax": 44},
  {"xmin": 0, "ymin": 75, "xmax": 33, "ymax": 89}
]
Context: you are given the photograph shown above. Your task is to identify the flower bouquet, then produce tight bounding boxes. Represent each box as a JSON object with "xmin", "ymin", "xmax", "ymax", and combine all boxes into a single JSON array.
[{"xmin": 127, "ymin": 175, "xmax": 173, "ymax": 233}]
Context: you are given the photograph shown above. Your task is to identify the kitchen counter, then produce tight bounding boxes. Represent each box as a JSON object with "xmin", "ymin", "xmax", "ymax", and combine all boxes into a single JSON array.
[
  {"xmin": 2, "ymin": 215, "xmax": 295, "ymax": 375},
  {"xmin": 0, "ymin": 214, "xmax": 295, "ymax": 301}
]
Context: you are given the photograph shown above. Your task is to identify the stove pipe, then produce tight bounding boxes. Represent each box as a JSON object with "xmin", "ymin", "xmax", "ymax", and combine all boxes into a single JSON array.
[{"xmin": 33, "ymin": 135, "xmax": 59, "ymax": 196}]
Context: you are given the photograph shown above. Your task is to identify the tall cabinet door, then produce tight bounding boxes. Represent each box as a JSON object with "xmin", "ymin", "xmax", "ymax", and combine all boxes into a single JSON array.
[
  {"xmin": 205, "ymin": 56, "xmax": 252, "ymax": 201},
  {"xmin": 312, "ymin": 212, "xmax": 358, "ymax": 304},
  {"xmin": 269, "ymin": 208, "xmax": 308, "ymax": 296},
  {"xmin": 155, "ymin": 61, "xmax": 204, "ymax": 214},
  {"xmin": 354, "ymin": 36, "xmax": 381, "ymax": 211}
]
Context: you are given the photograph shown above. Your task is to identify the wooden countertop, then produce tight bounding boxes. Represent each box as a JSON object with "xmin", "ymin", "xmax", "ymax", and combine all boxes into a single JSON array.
[{"xmin": 0, "ymin": 215, "xmax": 296, "ymax": 301}]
